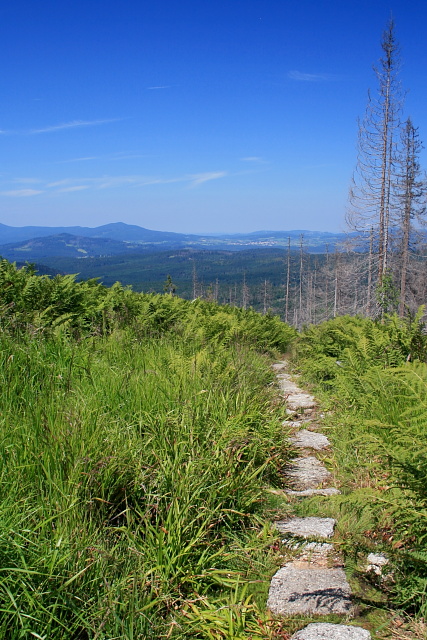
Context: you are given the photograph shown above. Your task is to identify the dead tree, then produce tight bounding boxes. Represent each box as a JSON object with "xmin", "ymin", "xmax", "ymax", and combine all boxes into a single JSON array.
[
  {"xmin": 395, "ymin": 118, "xmax": 426, "ymax": 316},
  {"xmin": 347, "ymin": 20, "xmax": 403, "ymax": 299}
]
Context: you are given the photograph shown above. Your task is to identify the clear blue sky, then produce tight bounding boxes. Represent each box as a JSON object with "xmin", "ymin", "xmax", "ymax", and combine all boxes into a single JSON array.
[{"xmin": 2, "ymin": 0, "xmax": 427, "ymax": 233}]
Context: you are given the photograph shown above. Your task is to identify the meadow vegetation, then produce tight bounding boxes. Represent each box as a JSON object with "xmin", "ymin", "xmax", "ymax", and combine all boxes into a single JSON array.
[
  {"xmin": 0, "ymin": 259, "xmax": 296, "ymax": 639},
  {"xmin": 3, "ymin": 257, "xmax": 427, "ymax": 638},
  {"xmin": 293, "ymin": 310, "xmax": 427, "ymax": 622}
]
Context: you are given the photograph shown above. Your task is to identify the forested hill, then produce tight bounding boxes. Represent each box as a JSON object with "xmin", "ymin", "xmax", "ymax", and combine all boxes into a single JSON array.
[{"xmin": 0, "ymin": 222, "xmax": 345, "ymax": 254}]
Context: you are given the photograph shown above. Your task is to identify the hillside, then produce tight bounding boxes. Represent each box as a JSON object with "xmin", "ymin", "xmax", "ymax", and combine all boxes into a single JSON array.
[
  {"xmin": 1, "ymin": 260, "xmax": 426, "ymax": 638},
  {"xmin": 0, "ymin": 232, "xmax": 145, "ymax": 260},
  {"xmin": 0, "ymin": 222, "xmax": 346, "ymax": 255}
]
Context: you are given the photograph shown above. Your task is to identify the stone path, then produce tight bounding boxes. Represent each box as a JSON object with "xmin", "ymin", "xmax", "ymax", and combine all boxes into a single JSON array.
[{"xmin": 267, "ymin": 361, "xmax": 372, "ymax": 639}]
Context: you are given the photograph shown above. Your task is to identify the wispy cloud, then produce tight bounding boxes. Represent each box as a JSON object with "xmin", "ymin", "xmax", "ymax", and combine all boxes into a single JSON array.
[
  {"xmin": 147, "ymin": 85, "xmax": 171, "ymax": 90},
  {"xmin": 58, "ymin": 151, "xmax": 148, "ymax": 164},
  {"xmin": 55, "ymin": 185, "xmax": 90, "ymax": 193},
  {"xmin": 0, "ymin": 118, "xmax": 121, "ymax": 136},
  {"xmin": 241, "ymin": 156, "xmax": 267, "ymax": 164},
  {"xmin": 288, "ymin": 70, "xmax": 339, "ymax": 82},
  {"xmin": 0, "ymin": 170, "xmax": 229, "ymax": 197},
  {"xmin": 13, "ymin": 177, "xmax": 43, "ymax": 184},
  {"xmin": 30, "ymin": 118, "xmax": 120, "ymax": 134},
  {"xmin": 188, "ymin": 171, "xmax": 227, "ymax": 187},
  {"xmin": 1, "ymin": 189, "xmax": 43, "ymax": 197}
]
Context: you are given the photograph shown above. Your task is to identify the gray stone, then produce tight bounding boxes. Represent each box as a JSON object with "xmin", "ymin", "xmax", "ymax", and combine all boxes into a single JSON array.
[
  {"xmin": 291, "ymin": 623, "xmax": 371, "ymax": 640},
  {"xmin": 272, "ymin": 361, "xmax": 288, "ymax": 371},
  {"xmin": 366, "ymin": 552, "xmax": 389, "ymax": 575},
  {"xmin": 290, "ymin": 430, "xmax": 331, "ymax": 450},
  {"xmin": 283, "ymin": 542, "xmax": 334, "ymax": 565},
  {"xmin": 286, "ymin": 487, "xmax": 341, "ymax": 497},
  {"xmin": 277, "ymin": 375, "xmax": 302, "ymax": 395},
  {"xmin": 283, "ymin": 420, "xmax": 312, "ymax": 428},
  {"xmin": 287, "ymin": 393, "xmax": 317, "ymax": 411},
  {"xmin": 286, "ymin": 456, "xmax": 332, "ymax": 490},
  {"xmin": 276, "ymin": 517, "xmax": 336, "ymax": 539},
  {"xmin": 267, "ymin": 564, "xmax": 353, "ymax": 615}
]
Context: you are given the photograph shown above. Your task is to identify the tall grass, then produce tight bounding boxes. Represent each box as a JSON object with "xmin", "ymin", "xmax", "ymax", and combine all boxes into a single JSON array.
[
  {"xmin": 0, "ymin": 264, "xmax": 295, "ymax": 638},
  {"xmin": 293, "ymin": 311, "xmax": 427, "ymax": 617}
]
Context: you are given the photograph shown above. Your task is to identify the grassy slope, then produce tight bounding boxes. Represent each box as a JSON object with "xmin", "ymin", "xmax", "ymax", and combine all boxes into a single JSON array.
[
  {"xmin": 0, "ymin": 260, "xmax": 296, "ymax": 639},
  {"xmin": 292, "ymin": 313, "xmax": 427, "ymax": 637}
]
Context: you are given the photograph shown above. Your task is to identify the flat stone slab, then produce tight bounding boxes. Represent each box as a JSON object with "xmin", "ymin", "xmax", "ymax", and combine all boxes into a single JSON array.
[
  {"xmin": 287, "ymin": 393, "xmax": 317, "ymax": 411},
  {"xmin": 286, "ymin": 487, "xmax": 341, "ymax": 497},
  {"xmin": 276, "ymin": 517, "xmax": 336, "ymax": 539},
  {"xmin": 272, "ymin": 362, "xmax": 288, "ymax": 371},
  {"xmin": 286, "ymin": 456, "xmax": 332, "ymax": 490},
  {"xmin": 284, "ymin": 420, "xmax": 312, "ymax": 428},
  {"xmin": 267, "ymin": 564, "xmax": 353, "ymax": 615},
  {"xmin": 277, "ymin": 375, "xmax": 302, "ymax": 395},
  {"xmin": 283, "ymin": 542, "xmax": 334, "ymax": 567},
  {"xmin": 291, "ymin": 623, "xmax": 371, "ymax": 640},
  {"xmin": 290, "ymin": 430, "xmax": 331, "ymax": 450}
]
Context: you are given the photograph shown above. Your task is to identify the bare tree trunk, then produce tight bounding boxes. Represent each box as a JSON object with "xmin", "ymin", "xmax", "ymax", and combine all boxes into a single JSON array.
[
  {"xmin": 192, "ymin": 261, "xmax": 198, "ymax": 299},
  {"xmin": 299, "ymin": 234, "xmax": 304, "ymax": 323},
  {"xmin": 333, "ymin": 252, "xmax": 339, "ymax": 318},
  {"xmin": 312, "ymin": 258, "xmax": 318, "ymax": 324},
  {"xmin": 347, "ymin": 20, "xmax": 402, "ymax": 300},
  {"xmin": 367, "ymin": 227, "xmax": 374, "ymax": 316},
  {"xmin": 397, "ymin": 119, "xmax": 425, "ymax": 317},
  {"xmin": 242, "ymin": 273, "xmax": 249, "ymax": 309},
  {"xmin": 325, "ymin": 244, "xmax": 330, "ymax": 320},
  {"xmin": 285, "ymin": 236, "xmax": 290, "ymax": 323}
]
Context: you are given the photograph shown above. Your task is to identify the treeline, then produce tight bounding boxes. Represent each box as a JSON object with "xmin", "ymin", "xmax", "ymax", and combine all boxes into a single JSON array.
[{"xmin": 22, "ymin": 237, "xmax": 427, "ymax": 329}]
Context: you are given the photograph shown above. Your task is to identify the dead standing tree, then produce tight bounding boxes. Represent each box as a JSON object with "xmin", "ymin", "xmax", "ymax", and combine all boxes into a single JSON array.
[
  {"xmin": 347, "ymin": 20, "xmax": 403, "ymax": 313},
  {"xmin": 395, "ymin": 118, "xmax": 426, "ymax": 316}
]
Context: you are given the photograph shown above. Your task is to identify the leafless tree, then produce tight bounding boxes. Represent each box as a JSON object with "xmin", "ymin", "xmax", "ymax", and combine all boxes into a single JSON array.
[
  {"xmin": 347, "ymin": 20, "xmax": 403, "ymax": 298},
  {"xmin": 395, "ymin": 118, "xmax": 426, "ymax": 316}
]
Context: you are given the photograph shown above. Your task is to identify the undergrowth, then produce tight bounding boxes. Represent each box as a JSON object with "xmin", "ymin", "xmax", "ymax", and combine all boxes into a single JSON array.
[
  {"xmin": 0, "ymin": 260, "xmax": 296, "ymax": 638},
  {"xmin": 293, "ymin": 309, "xmax": 427, "ymax": 622}
]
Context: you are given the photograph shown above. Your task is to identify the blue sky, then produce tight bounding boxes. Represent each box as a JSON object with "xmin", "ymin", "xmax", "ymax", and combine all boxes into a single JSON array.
[{"xmin": 2, "ymin": 0, "xmax": 427, "ymax": 233}]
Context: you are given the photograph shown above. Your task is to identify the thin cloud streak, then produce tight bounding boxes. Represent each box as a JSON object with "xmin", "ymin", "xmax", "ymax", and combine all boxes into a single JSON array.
[
  {"xmin": 13, "ymin": 177, "xmax": 43, "ymax": 184},
  {"xmin": 288, "ymin": 70, "xmax": 339, "ymax": 82},
  {"xmin": 58, "ymin": 152, "xmax": 148, "ymax": 164},
  {"xmin": 30, "ymin": 118, "xmax": 121, "ymax": 134},
  {"xmin": 241, "ymin": 156, "xmax": 267, "ymax": 164},
  {"xmin": 188, "ymin": 171, "xmax": 227, "ymax": 187},
  {"xmin": 1, "ymin": 189, "xmax": 43, "ymax": 197},
  {"xmin": 1, "ymin": 170, "xmax": 229, "ymax": 197},
  {"xmin": 55, "ymin": 185, "xmax": 90, "ymax": 193}
]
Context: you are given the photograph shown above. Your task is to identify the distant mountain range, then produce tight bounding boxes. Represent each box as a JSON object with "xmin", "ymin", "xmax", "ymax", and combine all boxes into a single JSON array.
[{"xmin": 0, "ymin": 222, "xmax": 346, "ymax": 262}]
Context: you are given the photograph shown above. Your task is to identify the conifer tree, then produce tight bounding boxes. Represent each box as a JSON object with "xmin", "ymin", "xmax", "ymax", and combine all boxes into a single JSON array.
[
  {"xmin": 347, "ymin": 20, "xmax": 403, "ymax": 298},
  {"xmin": 395, "ymin": 118, "xmax": 426, "ymax": 316}
]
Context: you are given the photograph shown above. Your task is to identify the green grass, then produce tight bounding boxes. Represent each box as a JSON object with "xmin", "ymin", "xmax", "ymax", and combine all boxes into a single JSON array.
[
  {"xmin": 0, "ymin": 269, "xmax": 296, "ymax": 639},
  {"xmin": 292, "ymin": 312, "xmax": 427, "ymax": 624}
]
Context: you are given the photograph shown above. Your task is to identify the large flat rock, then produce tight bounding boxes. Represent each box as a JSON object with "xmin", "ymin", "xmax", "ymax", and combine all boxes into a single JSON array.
[
  {"xmin": 286, "ymin": 487, "xmax": 341, "ymax": 497},
  {"xmin": 282, "ymin": 542, "xmax": 334, "ymax": 567},
  {"xmin": 267, "ymin": 564, "xmax": 352, "ymax": 616},
  {"xmin": 291, "ymin": 623, "xmax": 371, "ymax": 639},
  {"xmin": 286, "ymin": 456, "xmax": 332, "ymax": 490},
  {"xmin": 287, "ymin": 393, "xmax": 317, "ymax": 411},
  {"xmin": 277, "ymin": 375, "xmax": 302, "ymax": 395},
  {"xmin": 290, "ymin": 430, "xmax": 331, "ymax": 450},
  {"xmin": 276, "ymin": 517, "xmax": 336, "ymax": 539},
  {"xmin": 272, "ymin": 362, "xmax": 288, "ymax": 371}
]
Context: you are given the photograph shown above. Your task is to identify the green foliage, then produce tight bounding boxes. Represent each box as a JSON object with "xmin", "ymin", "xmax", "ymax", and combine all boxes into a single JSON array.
[
  {"xmin": 0, "ymin": 259, "xmax": 295, "ymax": 638},
  {"xmin": 293, "ymin": 309, "xmax": 427, "ymax": 617}
]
